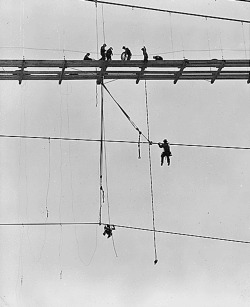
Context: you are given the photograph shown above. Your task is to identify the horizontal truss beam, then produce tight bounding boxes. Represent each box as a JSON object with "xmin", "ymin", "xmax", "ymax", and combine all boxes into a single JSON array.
[{"xmin": 0, "ymin": 59, "xmax": 249, "ymax": 84}]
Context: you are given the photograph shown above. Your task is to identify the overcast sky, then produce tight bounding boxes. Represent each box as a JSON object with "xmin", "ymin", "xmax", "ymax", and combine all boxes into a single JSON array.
[{"xmin": 1, "ymin": 0, "xmax": 250, "ymax": 306}]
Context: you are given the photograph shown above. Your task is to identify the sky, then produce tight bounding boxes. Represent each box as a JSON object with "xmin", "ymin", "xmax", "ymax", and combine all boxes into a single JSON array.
[{"xmin": 0, "ymin": 0, "xmax": 250, "ymax": 306}]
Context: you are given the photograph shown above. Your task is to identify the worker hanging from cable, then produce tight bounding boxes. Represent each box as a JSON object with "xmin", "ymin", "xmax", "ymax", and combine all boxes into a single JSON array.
[
  {"xmin": 84, "ymin": 53, "xmax": 93, "ymax": 61},
  {"xmin": 141, "ymin": 46, "xmax": 148, "ymax": 62},
  {"xmin": 158, "ymin": 139, "xmax": 172, "ymax": 166},
  {"xmin": 106, "ymin": 47, "xmax": 113, "ymax": 61},
  {"xmin": 121, "ymin": 46, "xmax": 132, "ymax": 60},
  {"xmin": 103, "ymin": 224, "xmax": 115, "ymax": 238},
  {"xmin": 100, "ymin": 43, "xmax": 107, "ymax": 60}
]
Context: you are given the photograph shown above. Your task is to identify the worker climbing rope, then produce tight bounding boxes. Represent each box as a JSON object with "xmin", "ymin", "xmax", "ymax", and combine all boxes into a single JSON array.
[{"xmin": 158, "ymin": 139, "xmax": 172, "ymax": 166}]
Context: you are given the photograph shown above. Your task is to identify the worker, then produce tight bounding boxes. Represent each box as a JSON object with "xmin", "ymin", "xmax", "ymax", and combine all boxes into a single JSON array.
[
  {"xmin": 103, "ymin": 224, "xmax": 115, "ymax": 238},
  {"xmin": 121, "ymin": 46, "xmax": 132, "ymax": 60},
  {"xmin": 158, "ymin": 139, "xmax": 172, "ymax": 166},
  {"xmin": 153, "ymin": 55, "xmax": 163, "ymax": 61},
  {"xmin": 100, "ymin": 43, "xmax": 107, "ymax": 60},
  {"xmin": 84, "ymin": 53, "xmax": 93, "ymax": 61},
  {"xmin": 106, "ymin": 47, "xmax": 113, "ymax": 61},
  {"xmin": 141, "ymin": 46, "xmax": 148, "ymax": 62}
]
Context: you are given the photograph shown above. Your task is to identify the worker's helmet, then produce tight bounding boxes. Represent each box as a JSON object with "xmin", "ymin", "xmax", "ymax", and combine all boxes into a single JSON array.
[
  {"xmin": 122, "ymin": 46, "xmax": 126, "ymax": 49},
  {"xmin": 87, "ymin": 53, "xmax": 90, "ymax": 56},
  {"xmin": 163, "ymin": 139, "xmax": 168, "ymax": 143}
]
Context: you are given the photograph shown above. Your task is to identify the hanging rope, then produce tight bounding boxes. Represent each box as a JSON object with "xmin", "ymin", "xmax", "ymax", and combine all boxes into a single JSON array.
[
  {"xmin": 99, "ymin": 85, "xmax": 104, "ymax": 225},
  {"xmin": 101, "ymin": 4, "xmax": 106, "ymax": 44},
  {"xmin": 144, "ymin": 81, "xmax": 158, "ymax": 265},
  {"xmin": 103, "ymin": 126, "xmax": 118, "ymax": 257},
  {"xmin": 95, "ymin": 1, "xmax": 99, "ymax": 106},
  {"xmin": 45, "ymin": 138, "xmax": 51, "ymax": 218},
  {"xmin": 138, "ymin": 131, "xmax": 142, "ymax": 159}
]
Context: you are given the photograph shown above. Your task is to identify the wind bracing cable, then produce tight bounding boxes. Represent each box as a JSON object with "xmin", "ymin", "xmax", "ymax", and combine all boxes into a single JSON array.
[
  {"xmin": 2, "ymin": 134, "xmax": 250, "ymax": 150},
  {"xmin": 144, "ymin": 81, "xmax": 158, "ymax": 265},
  {"xmin": 2, "ymin": 222, "xmax": 250, "ymax": 244},
  {"xmin": 101, "ymin": 84, "xmax": 151, "ymax": 144},
  {"xmin": 84, "ymin": 0, "xmax": 250, "ymax": 24}
]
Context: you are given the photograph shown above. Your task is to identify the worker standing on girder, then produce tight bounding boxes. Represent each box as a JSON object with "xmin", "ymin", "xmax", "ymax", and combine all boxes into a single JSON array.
[
  {"xmin": 106, "ymin": 47, "xmax": 113, "ymax": 61},
  {"xmin": 141, "ymin": 46, "xmax": 148, "ymax": 62},
  {"xmin": 121, "ymin": 46, "xmax": 132, "ymax": 60},
  {"xmin": 158, "ymin": 139, "xmax": 172, "ymax": 166},
  {"xmin": 103, "ymin": 224, "xmax": 115, "ymax": 238},
  {"xmin": 100, "ymin": 43, "xmax": 107, "ymax": 60}
]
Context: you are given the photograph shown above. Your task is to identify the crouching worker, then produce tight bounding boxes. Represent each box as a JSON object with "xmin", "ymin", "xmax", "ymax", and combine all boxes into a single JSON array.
[
  {"xmin": 158, "ymin": 139, "xmax": 172, "ymax": 166},
  {"xmin": 103, "ymin": 224, "xmax": 115, "ymax": 238}
]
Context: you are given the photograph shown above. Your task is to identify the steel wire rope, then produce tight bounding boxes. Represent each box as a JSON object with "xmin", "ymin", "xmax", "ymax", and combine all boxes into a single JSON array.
[
  {"xmin": 101, "ymin": 84, "xmax": 151, "ymax": 144},
  {"xmin": 84, "ymin": 0, "xmax": 250, "ymax": 24},
  {"xmin": 1, "ymin": 222, "xmax": 250, "ymax": 244},
  {"xmin": 144, "ymin": 81, "xmax": 158, "ymax": 265},
  {"xmin": 2, "ymin": 134, "xmax": 250, "ymax": 150}
]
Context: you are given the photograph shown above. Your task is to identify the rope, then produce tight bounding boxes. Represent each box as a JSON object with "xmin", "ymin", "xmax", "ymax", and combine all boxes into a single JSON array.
[
  {"xmin": 45, "ymin": 138, "xmax": 51, "ymax": 219},
  {"xmin": 169, "ymin": 13, "xmax": 175, "ymax": 60},
  {"xmin": 95, "ymin": 2, "xmax": 99, "ymax": 106},
  {"xmin": 103, "ymin": 125, "xmax": 118, "ymax": 257},
  {"xmin": 99, "ymin": 85, "xmax": 104, "ymax": 225},
  {"xmin": 144, "ymin": 81, "xmax": 158, "ymax": 265},
  {"xmin": 101, "ymin": 4, "xmax": 106, "ymax": 43},
  {"xmin": 102, "ymin": 84, "xmax": 151, "ymax": 143},
  {"xmin": 138, "ymin": 131, "xmax": 142, "ymax": 159}
]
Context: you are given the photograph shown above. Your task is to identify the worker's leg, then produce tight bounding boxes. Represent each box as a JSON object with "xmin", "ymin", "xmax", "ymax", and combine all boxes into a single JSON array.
[
  {"xmin": 161, "ymin": 152, "xmax": 165, "ymax": 166},
  {"xmin": 167, "ymin": 155, "xmax": 170, "ymax": 166}
]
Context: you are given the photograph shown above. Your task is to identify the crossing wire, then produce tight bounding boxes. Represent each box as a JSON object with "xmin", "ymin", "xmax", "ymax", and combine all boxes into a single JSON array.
[
  {"xmin": 1, "ymin": 134, "xmax": 250, "ymax": 151},
  {"xmin": 84, "ymin": 0, "xmax": 250, "ymax": 24},
  {"xmin": 1, "ymin": 222, "xmax": 250, "ymax": 244}
]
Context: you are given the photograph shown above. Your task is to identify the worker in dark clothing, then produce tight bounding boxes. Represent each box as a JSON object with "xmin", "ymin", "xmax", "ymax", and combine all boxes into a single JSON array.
[
  {"xmin": 100, "ymin": 43, "xmax": 107, "ymax": 60},
  {"xmin": 106, "ymin": 47, "xmax": 113, "ymax": 61},
  {"xmin": 103, "ymin": 224, "xmax": 115, "ymax": 238},
  {"xmin": 153, "ymin": 55, "xmax": 163, "ymax": 61},
  {"xmin": 141, "ymin": 46, "xmax": 148, "ymax": 62},
  {"xmin": 158, "ymin": 139, "xmax": 172, "ymax": 166},
  {"xmin": 84, "ymin": 53, "xmax": 93, "ymax": 60},
  {"xmin": 121, "ymin": 46, "xmax": 132, "ymax": 60}
]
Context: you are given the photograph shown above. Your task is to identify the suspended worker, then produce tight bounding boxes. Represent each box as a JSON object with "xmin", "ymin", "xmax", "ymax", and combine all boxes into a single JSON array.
[
  {"xmin": 100, "ymin": 43, "xmax": 107, "ymax": 60},
  {"xmin": 103, "ymin": 224, "xmax": 115, "ymax": 238},
  {"xmin": 121, "ymin": 46, "xmax": 132, "ymax": 60},
  {"xmin": 141, "ymin": 46, "xmax": 148, "ymax": 62},
  {"xmin": 106, "ymin": 47, "xmax": 113, "ymax": 61},
  {"xmin": 153, "ymin": 55, "xmax": 163, "ymax": 61},
  {"xmin": 84, "ymin": 53, "xmax": 93, "ymax": 61},
  {"xmin": 158, "ymin": 139, "xmax": 172, "ymax": 166}
]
